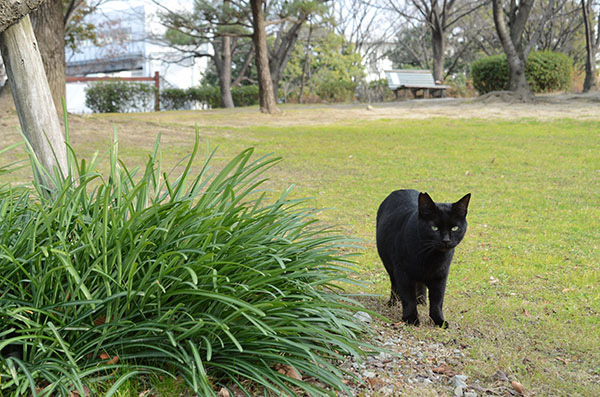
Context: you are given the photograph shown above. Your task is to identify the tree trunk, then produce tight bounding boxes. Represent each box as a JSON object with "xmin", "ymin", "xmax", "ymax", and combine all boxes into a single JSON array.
[
  {"xmin": 250, "ymin": 0, "xmax": 279, "ymax": 114},
  {"xmin": 299, "ymin": 20, "xmax": 313, "ymax": 104},
  {"xmin": 581, "ymin": 0, "xmax": 597, "ymax": 92},
  {"xmin": 30, "ymin": 0, "xmax": 65, "ymax": 114},
  {"xmin": 0, "ymin": 0, "xmax": 47, "ymax": 34},
  {"xmin": 231, "ymin": 45, "xmax": 254, "ymax": 88},
  {"xmin": 431, "ymin": 26, "xmax": 445, "ymax": 82},
  {"xmin": 491, "ymin": 0, "xmax": 533, "ymax": 100},
  {"xmin": 0, "ymin": 15, "xmax": 68, "ymax": 188},
  {"xmin": 269, "ymin": 19, "xmax": 304, "ymax": 101},
  {"xmin": 218, "ymin": 34, "xmax": 235, "ymax": 108}
]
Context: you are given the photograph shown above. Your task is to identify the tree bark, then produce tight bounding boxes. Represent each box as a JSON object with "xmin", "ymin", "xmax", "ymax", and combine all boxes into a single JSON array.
[
  {"xmin": 299, "ymin": 19, "xmax": 313, "ymax": 104},
  {"xmin": 491, "ymin": 0, "xmax": 534, "ymax": 100},
  {"xmin": 581, "ymin": 0, "xmax": 597, "ymax": 92},
  {"xmin": 431, "ymin": 24, "xmax": 445, "ymax": 82},
  {"xmin": 269, "ymin": 19, "xmax": 305, "ymax": 101},
  {"xmin": 0, "ymin": 15, "xmax": 68, "ymax": 188},
  {"xmin": 217, "ymin": 34, "xmax": 234, "ymax": 108},
  {"xmin": 30, "ymin": 0, "xmax": 65, "ymax": 114},
  {"xmin": 0, "ymin": 0, "xmax": 47, "ymax": 34},
  {"xmin": 250, "ymin": 0, "xmax": 279, "ymax": 114}
]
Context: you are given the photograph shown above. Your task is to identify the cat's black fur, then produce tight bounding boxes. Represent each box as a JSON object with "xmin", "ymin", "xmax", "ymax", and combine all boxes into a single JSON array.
[{"xmin": 376, "ymin": 189, "xmax": 470, "ymax": 328}]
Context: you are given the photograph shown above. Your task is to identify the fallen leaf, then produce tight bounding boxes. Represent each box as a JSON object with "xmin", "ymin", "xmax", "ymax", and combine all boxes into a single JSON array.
[
  {"xmin": 522, "ymin": 309, "xmax": 530, "ymax": 316},
  {"xmin": 561, "ymin": 288, "xmax": 573, "ymax": 293},
  {"xmin": 366, "ymin": 377, "xmax": 385, "ymax": 390},
  {"xmin": 432, "ymin": 363, "xmax": 454, "ymax": 376},
  {"xmin": 218, "ymin": 387, "xmax": 231, "ymax": 397},
  {"xmin": 99, "ymin": 352, "xmax": 110, "ymax": 360},
  {"xmin": 511, "ymin": 380, "xmax": 524, "ymax": 394},
  {"xmin": 93, "ymin": 316, "xmax": 106, "ymax": 326},
  {"xmin": 275, "ymin": 364, "xmax": 302, "ymax": 381},
  {"xmin": 556, "ymin": 357, "xmax": 570, "ymax": 365},
  {"xmin": 106, "ymin": 355, "xmax": 119, "ymax": 365}
]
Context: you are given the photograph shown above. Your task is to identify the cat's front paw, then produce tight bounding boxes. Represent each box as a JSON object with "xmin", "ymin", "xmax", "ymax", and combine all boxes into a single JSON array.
[
  {"xmin": 402, "ymin": 315, "xmax": 420, "ymax": 326},
  {"xmin": 433, "ymin": 319, "xmax": 449, "ymax": 329}
]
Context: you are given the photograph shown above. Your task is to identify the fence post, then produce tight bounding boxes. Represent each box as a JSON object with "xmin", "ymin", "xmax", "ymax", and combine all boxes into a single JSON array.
[{"xmin": 154, "ymin": 71, "xmax": 160, "ymax": 111}]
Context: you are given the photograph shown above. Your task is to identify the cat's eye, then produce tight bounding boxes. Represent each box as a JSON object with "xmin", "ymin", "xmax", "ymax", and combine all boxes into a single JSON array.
[
  {"xmin": 431, "ymin": 225, "xmax": 439, "ymax": 231},
  {"xmin": 451, "ymin": 226, "xmax": 459, "ymax": 232}
]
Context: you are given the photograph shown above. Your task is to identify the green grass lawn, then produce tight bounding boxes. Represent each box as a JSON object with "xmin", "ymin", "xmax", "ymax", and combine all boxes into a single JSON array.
[{"xmin": 1, "ymin": 109, "xmax": 599, "ymax": 395}]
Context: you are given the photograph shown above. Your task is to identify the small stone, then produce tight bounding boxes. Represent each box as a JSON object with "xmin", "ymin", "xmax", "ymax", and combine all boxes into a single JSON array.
[
  {"xmin": 454, "ymin": 386, "xmax": 464, "ymax": 397},
  {"xmin": 362, "ymin": 370, "xmax": 376, "ymax": 378},
  {"xmin": 464, "ymin": 392, "xmax": 478, "ymax": 397},
  {"xmin": 452, "ymin": 375, "xmax": 468, "ymax": 389},
  {"xmin": 353, "ymin": 311, "xmax": 372, "ymax": 323}
]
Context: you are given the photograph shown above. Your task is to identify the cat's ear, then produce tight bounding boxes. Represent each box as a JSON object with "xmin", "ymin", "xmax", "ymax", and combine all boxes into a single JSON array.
[
  {"xmin": 418, "ymin": 192, "xmax": 438, "ymax": 219},
  {"xmin": 452, "ymin": 193, "xmax": 471, "ymax": 216}
]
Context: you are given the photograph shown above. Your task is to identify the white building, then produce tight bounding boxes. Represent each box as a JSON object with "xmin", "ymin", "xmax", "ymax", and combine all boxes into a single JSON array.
[{"xmin": 66, "ymin": 0, "xmax": 210, "ymax": 113}]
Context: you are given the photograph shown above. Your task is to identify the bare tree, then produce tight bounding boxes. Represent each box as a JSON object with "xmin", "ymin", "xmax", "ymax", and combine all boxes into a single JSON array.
[
  {"xmin": 332, "ymin": 0, "xmax": 397, "ymax": 63},
  {"xmin": 388, "ymin": 0, "xmax": 488, "ymax": 82},
  {"xmin": 491, "ymin": 0, "xmax": 534, "ymax": 97},
  {"xmin": 581, "ymin": 0, "xmax": 599, "ymax": 91}
]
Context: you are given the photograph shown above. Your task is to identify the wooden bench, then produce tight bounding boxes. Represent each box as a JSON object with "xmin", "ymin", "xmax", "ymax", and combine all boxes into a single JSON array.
[{"xmin": 385, "ymin": 69, "xmax": 449, "ymax": 99}]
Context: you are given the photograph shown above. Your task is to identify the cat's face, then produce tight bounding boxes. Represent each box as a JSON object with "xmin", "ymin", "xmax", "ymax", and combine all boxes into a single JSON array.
[{"xmin": 418, "ymin": 192, "xmax": 470, "ymax": 251}]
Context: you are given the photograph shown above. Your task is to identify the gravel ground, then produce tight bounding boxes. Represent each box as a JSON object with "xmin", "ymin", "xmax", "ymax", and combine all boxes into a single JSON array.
[{"xmin": 328, "ymin": 298, "xmax": 527, "ymax": 397}]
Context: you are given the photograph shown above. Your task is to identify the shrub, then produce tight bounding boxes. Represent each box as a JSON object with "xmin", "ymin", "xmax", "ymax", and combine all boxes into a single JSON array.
[
  {"xmin": 159, "ymin": 87, "xmax": 191, "ymax": 110},
  {"xmin": 0, "ymin": 129, "xmax": 370, "ymax": 396},
  {"xmin": 471, "ymin": 52, "xmax": 573, "ymax": 94},
  {"xmin": 160, "ymin": 86, "xmax": 258, "ymax": 110},
  {"xmin": 187, "ymin": 85, "xmax": 221, "ymax": 108},
  {"xmin": 231, "ymin": 85, "xmax": 259, "ymax": 107},
  {"xmin": 525, "ymin": 51, "xmax": 572, "ymax": 92},
  {"xmin": 85, "ymin": 80, "xmax": 156, "ymax": 113},
  {"xmin": 316, "ymin": 80, "xmax": 357, "ymax": 102},
  {"xmin": 356, "ymin": 79, "xmax": 395, "ymax": 103},
  {"xmin": 471, "ymin": 55, "xmax": 509, "ymax": 94}
]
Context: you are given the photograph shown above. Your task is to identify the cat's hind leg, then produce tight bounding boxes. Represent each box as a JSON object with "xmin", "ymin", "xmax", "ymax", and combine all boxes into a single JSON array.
[
  {"xmin": 387, "ymin": 273, "xmax": 399, "ymax": 306},
  {"xmin": 415, "ymin": 282, "xmax": 427, "ymax": 305},
  {"xmin": 397, "ymin": 274, "xmax": 419, "ymax": 325}
]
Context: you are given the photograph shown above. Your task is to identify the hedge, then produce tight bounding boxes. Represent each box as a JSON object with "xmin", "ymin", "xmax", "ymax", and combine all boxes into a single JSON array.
[
  {"xmin": 161, "ymin": 86, "xmax": 259, "ymax": 111},
  {"xmin": 471, "ymin": 51, "xmax": 573, "ymax": 94},
  {"xmin": 85, "ymin": 81, "xmax": 157, "ymax": 113}
]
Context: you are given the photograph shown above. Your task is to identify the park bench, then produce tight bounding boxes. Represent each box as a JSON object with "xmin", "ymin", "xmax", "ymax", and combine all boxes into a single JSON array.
[{"xmin": 385, "ymin": 69, "xmax": 449, "ymax": 99}]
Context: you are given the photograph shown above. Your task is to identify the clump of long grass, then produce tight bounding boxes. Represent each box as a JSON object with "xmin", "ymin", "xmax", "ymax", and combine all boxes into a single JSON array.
[{"xmin": 0, "ymin": 128, "xmax": 370, "ymax": 396}]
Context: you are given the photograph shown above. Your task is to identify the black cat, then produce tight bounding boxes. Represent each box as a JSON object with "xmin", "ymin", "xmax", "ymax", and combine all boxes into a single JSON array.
[{"xmin": 376, "ymin": 189, "xmax": 470, "ymax": 328}]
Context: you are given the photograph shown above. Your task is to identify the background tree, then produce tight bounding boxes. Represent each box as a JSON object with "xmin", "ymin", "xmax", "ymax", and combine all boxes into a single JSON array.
[
  {"xmin": 281, "ymin": 26, "xmax": 365, "ymax": 102},
  {"xmin": 330, "ymin": 0, "xmax": 396, "ymax": 81},
  {"xmin": 581, "ymin": 0, "xmax": 599, "ymax": 91},
  {"xmin": 157, "ymin": 0, "xmax": 253, "ymax": 108},
  {"xmin": 28, "ymin": 0, "xmax": 104, "ymax": 113},
  {"xmin": 250, "ymin": 0, "xmax": 279, "ymax": 113},
  {"xmin": 491, "ymin": 0, "xmax": 535, "ymax": 97},
  {"xmin": 263, "ymin": 0, "xmax": 329, "ymax": 100},
  {"xmin": 388, "ymin": 0, "xmax": 488, "ymax": 82},
  {"xmin": 1, "ymin": 3, "xmax": 68, "ymax": 187}
]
